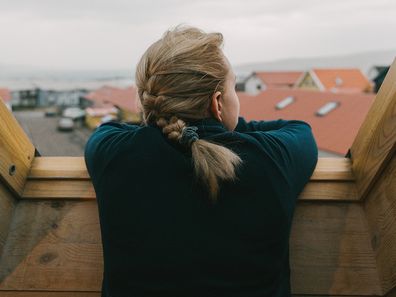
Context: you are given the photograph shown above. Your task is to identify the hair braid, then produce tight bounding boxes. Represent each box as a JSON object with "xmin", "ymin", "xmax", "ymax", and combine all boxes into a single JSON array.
[{"xmin": 135, "ymin": 25, "xmax": 243, "ymax": 203}]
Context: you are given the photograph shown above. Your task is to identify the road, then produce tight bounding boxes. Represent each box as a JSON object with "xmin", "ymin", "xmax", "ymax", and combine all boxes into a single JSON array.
[{"xmin": 13, "ymin": 110, "xmax": 93, "ymax": 156}]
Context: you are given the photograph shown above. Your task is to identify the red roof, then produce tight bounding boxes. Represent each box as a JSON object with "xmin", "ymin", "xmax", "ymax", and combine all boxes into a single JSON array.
[
  {"xmin": 311, "ymin": 68, "xmax": 373, "ymax": 93},
  {"xmin": 84, "ymin": 86, "xmax": 140, "ymax": 113},
  {"xmin": 255, "ymin": 71, "xmax": 303, "ymax": 88},
  {"xmin": 0, "ymin": 88, "xmax": 11, "ymax": 103},
  {"xmin": 238, "ymin": 89, "xmax": 375, "ymax": 155}
]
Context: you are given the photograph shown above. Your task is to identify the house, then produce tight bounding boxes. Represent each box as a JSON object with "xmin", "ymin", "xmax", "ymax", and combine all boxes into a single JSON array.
[
  {"xmin": 236, "ymin": 73, "xmax": 265, "ymax": 95},
  {"xmin": 82, "ymin": 85, "xmax": 141, "ymax": 126},
  {"xmin": 369, "ymin": 66, "xmax": 390, "ymax": 93},
  {"xmin": 296, "ymin": 68, "xmax": 373, "ymax": 93},
  {"xmin": 43, "ymin": 90, "xmax": 87, "ymax": 107},
  {"xmin": 236, "ymin": 71, "xmax": 303, "ymax": 95},
  {"xmin": 238, "ymin": 89, "xmax": 375, "ymax": 157},
  {"xmin": 85, "ymin": 106, "xmax": 119, "ymax": 129},
  {"xmin": 11, "ymin": 88, "xmax": 40, "ymax": 109},
  {"xmin": 0, "ymin": 88, "xmax": 12, "ymax": 110}
]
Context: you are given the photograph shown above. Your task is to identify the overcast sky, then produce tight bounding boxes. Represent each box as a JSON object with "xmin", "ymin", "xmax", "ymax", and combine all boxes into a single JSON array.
[{"xmin": 1, "ymin": 0, "xmax": 395, "ymax": 70}]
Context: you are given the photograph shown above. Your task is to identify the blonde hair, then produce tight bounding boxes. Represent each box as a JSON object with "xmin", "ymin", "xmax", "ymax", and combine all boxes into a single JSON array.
[{"xmin": 135, "ymin": 25, "xmax": 242, "ymax": 202}]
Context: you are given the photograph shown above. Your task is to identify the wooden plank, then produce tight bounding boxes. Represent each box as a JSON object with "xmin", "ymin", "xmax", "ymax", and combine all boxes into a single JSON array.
[
  {"xmin": 0, "ymin": 200, "xmax": 103, "ymax": 291},
  {"xmin": 363, "ymin": 153, "xmax": 396, "ymax": 295},
  {"xmin": 28, "ymin": 157, "xmax": 355, "ymax": 181},
  {"xmin": 0, "ymin": 183, "xmax": 16, "ymax": 259},
  {"xmin": 0, "ymin": 200, "xmax": 380, "ymax": 295},
  {"xmin": 0, "ymin": 292, "xmax": 371, "ymax": 297},
  {"xmin": 300, "ymin": 181, "xmax": 358, "ymax": 201},
  {"xmin": 23, "ymin": 157, "xmax": 359, "ymax": 201},
  {"xmin": 22, "ymin": 180, "xmax": 95, "ymax": 200},
  {"xmin": 350, "ymin": 58, "xmax": 396, "ymax": 201},
  {"xmin": 310, "ymin": 158, "xmax": 355, "ymax": 181},
  {"xmin": 29, "ymin": 157, "xmax": 89, "ymax": 179},
  {"xmin": 0, "ymin": 291, "xmax": 100, "ymax": 296},
  {"xmin": 21, "ymin": 179, "xmax": 358, "ymax": 201},
  {"xmin": 0, "ymin": 97, "xmax": 35, "ymax": 197},
  {"xmin": 290, "ymin": 201, "xmax": 381, "ymax": 295}
]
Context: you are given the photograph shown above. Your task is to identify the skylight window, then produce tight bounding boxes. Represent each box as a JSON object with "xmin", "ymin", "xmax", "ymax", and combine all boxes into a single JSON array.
[
  {"xmin": 275, "ymin": 96, "xmax": 294, "ymax": 110},
  {"xmin": 316, "ymin": 101, "xmax": 340, "ymax": 116},
  {"xmin": 335, "ymin": 77, "xmax": 343, "ymax": 86}
]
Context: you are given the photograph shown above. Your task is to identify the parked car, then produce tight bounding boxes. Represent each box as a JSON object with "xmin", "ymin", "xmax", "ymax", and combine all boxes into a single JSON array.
[
  {"xmin": 44, "ymin": 107, "xmax": 59, "ymax": 117},
  {"xmin": 57, "ymin": 117, "xmax": 74, "ymax": 131},
  {"xmin": 62, "ymin": 107, "xmax": 85, "ymax": 120}
]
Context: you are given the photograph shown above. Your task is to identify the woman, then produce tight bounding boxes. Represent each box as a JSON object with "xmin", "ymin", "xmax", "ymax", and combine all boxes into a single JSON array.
[{"xmin": 85, "ymin": 25, "xmax": 318, "ymax": 297}]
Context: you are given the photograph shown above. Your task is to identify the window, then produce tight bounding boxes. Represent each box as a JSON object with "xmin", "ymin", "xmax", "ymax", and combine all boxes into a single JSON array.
[
  {"xmin": 275, "ymin": 96, "xmax": 294, "ymax": 110},
  {"xmin": 316, "ymin": 101, "xmax": 340, "ymax": 116},
  {"xmin": 335, "ymin": 77, "xmax": 343, "ymax": 86}
]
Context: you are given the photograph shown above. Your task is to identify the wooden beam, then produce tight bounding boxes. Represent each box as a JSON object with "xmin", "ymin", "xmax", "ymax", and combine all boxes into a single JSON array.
[
  {"xmin": 29, "ymin": 157, "xmax": 89, "ymax": 179},
  {"xmin": 349, "ymin": 58, "xmax": 396, "ymax": 201},
  {"xmin": 21, "ymin": 179, "xmax": 358, "ymax": 201},
  {"xmin": 27, "ymin": 157, "xmax": 355, "ymax": 181},
  {"xmin": 22, "ymin": 157, "xmax": 358, "ymax": 201},
  {"xmin": 0, "ymin": 97, "xmax": 35, "ymax": 197}
]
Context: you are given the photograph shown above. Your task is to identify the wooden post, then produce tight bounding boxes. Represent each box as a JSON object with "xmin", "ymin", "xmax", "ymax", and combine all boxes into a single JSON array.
[
  {"xmin": 349, "ymin": 58, "xmax": 396, "ymax": 296},
  {"xmin": 349, "ymin": 58, "xmax": 396, "ymax": 201},
  {"xmin": 0, "ymin": 97, "xmax": 35, "ymax": 198}
]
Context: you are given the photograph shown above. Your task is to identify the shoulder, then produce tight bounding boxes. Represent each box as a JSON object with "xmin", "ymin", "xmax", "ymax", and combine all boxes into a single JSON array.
[
  {"xmin": 232, "ymin": 116, "xmax": 318, "ymax": 196},
  {"xmin": 84, "ymin": 121, "xmax": 152, "ymax": 180}
]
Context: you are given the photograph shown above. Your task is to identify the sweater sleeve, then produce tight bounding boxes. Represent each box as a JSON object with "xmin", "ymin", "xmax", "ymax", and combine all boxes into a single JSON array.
[
  {"xmin": 235, "ymin": 116, "xmax": 290, "ymax": 132},
  {"xmin": 84, "ymin": 121, "xmax": 139, "ymax": 184},
  {"xmin": 236, "ymin": 116, "xmax": 318, "ymax": 199}
]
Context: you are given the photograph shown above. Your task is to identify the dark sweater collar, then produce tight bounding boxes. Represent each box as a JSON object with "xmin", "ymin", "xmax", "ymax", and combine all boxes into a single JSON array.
[
  {"xmin": 148, "ymin": 117, "xmax": 228, "ymax": 138},
  {"xmin": 188, "ymin": 117, "xmax": 227, "ymax": 137}
]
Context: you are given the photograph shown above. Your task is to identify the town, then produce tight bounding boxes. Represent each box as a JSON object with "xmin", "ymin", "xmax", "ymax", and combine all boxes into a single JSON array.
[{"xmin": 0, "ymin": 65, "xmax": 390, "ymax": 157}]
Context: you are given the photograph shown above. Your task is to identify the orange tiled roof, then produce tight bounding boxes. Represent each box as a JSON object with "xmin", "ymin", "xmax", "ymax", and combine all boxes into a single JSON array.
[
  {"xmin": 238, "ymin": 89, "xmax": 375, "ymax": 155},
  {"xmin": 0, "ymin": 88, "xmax": 11, "ymax": 103},
  {"xmin": 84, "ymin": 86, "xmax": 140, "ymax": 113},
  {"xmin": 311, "ymin": 68, "xmax": 372, "ymax": 92},
  {"xmin": 255, "ymin": 71, "xmax": 303, "ymax": 88}
]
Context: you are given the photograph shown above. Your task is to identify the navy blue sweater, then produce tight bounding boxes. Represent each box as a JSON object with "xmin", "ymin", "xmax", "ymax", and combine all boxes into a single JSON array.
[{"xmin": 84, "ymin": 116, "xmax": 318, "ymax": 297}]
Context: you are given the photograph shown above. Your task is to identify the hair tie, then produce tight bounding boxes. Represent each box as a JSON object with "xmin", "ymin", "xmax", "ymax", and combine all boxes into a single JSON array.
[{"xmin": 180, "ymin": 126, "xmax": 199, "ymax": 147}]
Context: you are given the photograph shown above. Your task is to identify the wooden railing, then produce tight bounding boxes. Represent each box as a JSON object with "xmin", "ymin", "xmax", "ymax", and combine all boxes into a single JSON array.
[{"xmin": 0, "ymin": 58, "xmax": 395, "ymax": 296}]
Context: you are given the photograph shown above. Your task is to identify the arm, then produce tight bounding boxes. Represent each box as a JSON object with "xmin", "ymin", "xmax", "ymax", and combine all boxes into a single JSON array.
[
  {"xmin": 239, "ymin": 117, "xmax": 318, "ymax": 199},
  {"xmin": 235, "ymin": 116, "xmax": 290, "ymax": 133}
]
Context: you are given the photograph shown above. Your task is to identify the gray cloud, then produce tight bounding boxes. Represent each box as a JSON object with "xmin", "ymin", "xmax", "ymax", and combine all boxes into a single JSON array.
[{"xmin": 0, "ymin": 0, "xmax": 395, "ymax": 70}]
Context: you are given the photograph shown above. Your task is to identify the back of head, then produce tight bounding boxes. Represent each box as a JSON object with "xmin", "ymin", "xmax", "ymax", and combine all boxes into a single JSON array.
[{"xmin": 135, "ymin": 25, "xmax": 242, "ymax": 203}]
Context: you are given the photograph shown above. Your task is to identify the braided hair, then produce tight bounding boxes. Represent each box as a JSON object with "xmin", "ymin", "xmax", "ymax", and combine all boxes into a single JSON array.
[{"xmin": 135, "ymin": 25, "xmax": 242, "ymax": 203}]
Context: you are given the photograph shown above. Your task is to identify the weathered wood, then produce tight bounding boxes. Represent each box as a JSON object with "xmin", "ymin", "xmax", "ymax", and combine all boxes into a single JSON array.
[
  {"xmin": 27, "ymin": 157, "xmax": 355, "ymax": 181},
  {"xmin": 349, "ymin": 58, "xmax": 396, "ymax": 201},
  {"xmin": 29, "ymin": 157, "xmax": 89, "ymax": 179},
  {"xmin": 301, "ymin": 181, "xmax": 358, "ymax": 201},
  {"xmin": 0, "ymin": 97, "xmax": 35, "ymax": 197},
  {"xmin": 363, "ymin": 153, "xmax": 396, "ymax": 295},
  {"xmin": 22, "ymin": 180, "xmax": 96, "ymax": 200},
  {"xmin": 22, "ymin": 157, "xmax": 358, "ymax": 201},
  {"xmin": 0, "ymin": 292, "xmax": 100, "ymax": 296},
  {"xmin": 0, "ymin": 200, "xmax": 103, "ymax": 291},
  {"xmin": 18, "ymin": 291, "xmax": 368, "ymax": 297},
  {"xmin": 0, "ymin": 183, "xmax": 17, "ymax": 260},
  {"xmin": 0, "ymin": 199, "xmax": 380, "ymax": 295},
  {"xmin": 21, "ymin": 179, "xmax": 358, "ymax": 201},
  {"xmin": 290, "ymin": 201, "xmax": 381, "ymax": 295}
]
